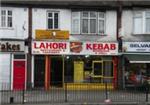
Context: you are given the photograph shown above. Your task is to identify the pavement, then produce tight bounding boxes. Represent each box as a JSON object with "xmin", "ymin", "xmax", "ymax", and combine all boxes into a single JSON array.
[
  {"xmin": 1, "ymin": 89, "xmax": 150, "ymax": 105},
  {"xmin": 1, "ymin": 90, "xmax": 148, "ymax": 103},
  {"xmin": 2, "ymin": 102, "xmax": 150, "ymax": 105}
]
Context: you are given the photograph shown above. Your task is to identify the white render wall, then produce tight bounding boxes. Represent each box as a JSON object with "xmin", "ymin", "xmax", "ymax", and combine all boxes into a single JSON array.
[
  {"xmin": 0, "ymin": 54, "xmax": 11, "ymax": 90},
  {"xmin": 0, "ymin": 7, "xmax": 28, "ymax": 39},
  {"xmin": 32, "ymin": 8, "xmax": 117, "ymax": 42},
  {"xmin": 70, "ymin": 11, "xmax": 117, "ymax": 41},
  {"xmin": 32, "ymin": 8, "xmax": 71, "ymax": 38},
  {"xmin": 122, "ymin": 10, "xmax": 150, "ymax": 41}
]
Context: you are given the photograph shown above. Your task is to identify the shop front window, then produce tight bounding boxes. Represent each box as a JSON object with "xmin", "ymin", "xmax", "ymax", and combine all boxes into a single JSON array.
[
  {"xmin": 64, "ymin": 56, "xmax": 114, "ymax": 84},
  {"xmin": 124, "ymin": 62, "xmax": 148, "ymax": 87}
]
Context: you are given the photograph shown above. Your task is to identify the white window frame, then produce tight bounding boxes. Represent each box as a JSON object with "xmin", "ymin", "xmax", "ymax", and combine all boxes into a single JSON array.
[
  {"xmin": 71, "ymin": 12, "xmax": 81, "ymax": 34},
  {"xmin": 47, "ymin": 11, "xmax": 60, "ymax": 30},
  {"xmin": 98, "ymin": 12, "xmax": 105, "ymax": 35},
  {"xmin": 81, "ymin": 11, "xmax": 98, "ymax": 34},
  {"xmin": 81, "ymin": 11, "xmax": 90, "ymax": 34},
  {"xmin": 133, "ymin": 10, "xmax": 150, "ymax": 34},
  {"xmin": 71, "ymin": 11, "xmax": 105, "ymax": 35},
  {"xmin": 90, "ymin": 12, "xmax": 98, "ymax": 34},
  {"xmin": 145, "ymin": 11, "xmax": 150, "ymax": 33},
  {"xmin": 0, "ymin": 9, "xmax": 13, "ymax": 28}
]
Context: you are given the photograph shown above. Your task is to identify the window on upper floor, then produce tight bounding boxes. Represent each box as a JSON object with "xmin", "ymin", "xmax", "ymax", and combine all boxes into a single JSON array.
[
  {"xmin": 47, "ymin": 11, "xmax": 59, "ymax": 29},
  {"xmin": 133, "ymin": 11, "xmax": 150, "ymax": 34},
  {"xmin": 71, "ymin": 11, "xmax": 105, "ymax": 35},
  {"xmin": 0, "ymin": 10, "xmax": 13, "ymax": 28}
]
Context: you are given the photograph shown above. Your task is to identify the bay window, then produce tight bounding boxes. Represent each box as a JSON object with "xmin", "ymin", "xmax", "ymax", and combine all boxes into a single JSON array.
[{"xmin": 72, "ymin": 11, "xmax": 105, "ymax": 35}]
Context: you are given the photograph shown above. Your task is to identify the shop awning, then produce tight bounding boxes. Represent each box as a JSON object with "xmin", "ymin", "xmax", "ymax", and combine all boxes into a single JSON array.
[{"xmin": 125, "ymin": 54, "xmax": 150, "ymax": 63}]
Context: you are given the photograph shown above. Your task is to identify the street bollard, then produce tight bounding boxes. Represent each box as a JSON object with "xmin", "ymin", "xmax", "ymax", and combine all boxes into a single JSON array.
[
  {"xmin": 105, "ymin": 82, "xmax": 108, "ymax": 100},
  {"xmin": 22, "ymin": 89, "xmax": 25, "ymax": 104},
  {"xmin": 10, "ymin": 97, "xmax": 14, "ymax": 104},
  {"xmin": 65, "ymin": 83, "xmax": 67, "ymax": 102},
  {"xmin": 104, "ymin": 82, "xmax": 111, "ymax": 103}
]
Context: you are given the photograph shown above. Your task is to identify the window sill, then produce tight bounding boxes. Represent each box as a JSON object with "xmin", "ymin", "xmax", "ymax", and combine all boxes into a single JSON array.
[
  {"xmin": 46, "ymin": 29, "xmax": 60, "ymax": 31},
  {"xmin": 0, "ymin": 27, "xmax": 14, "ymax": 30},
  {"xmin": 71, "ymin": 34, "xmax": 107, "ymax": 36},
  {"xmin": 132, "ymin": 33, "xmax": 150, "ymax": 36}
]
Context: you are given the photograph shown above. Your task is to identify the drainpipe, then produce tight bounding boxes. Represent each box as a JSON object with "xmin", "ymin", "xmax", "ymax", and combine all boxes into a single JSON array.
[
  {"xmin": 117, "ymin": 0, "xmax": 122, "ymax": 40},
  {"xmin": 117, "ymin": 1, "xmax": 123, "ymax": 89},
  {"xmin": 27, "ymin": 7, "xmax": 32, "ymax": 89}
]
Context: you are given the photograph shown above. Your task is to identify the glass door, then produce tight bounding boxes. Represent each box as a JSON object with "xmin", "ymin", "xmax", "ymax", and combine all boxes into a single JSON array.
[
  {"xmin": 103, "ymin": 61, "xmax": 114, "ymax": 83},
  {"xmin": 92, "ymin": 60, "xmax": 114, "ymax": 83},
  {"xmin": 92, "ymin": 61, "xmax": 103, "ymax": 83}
]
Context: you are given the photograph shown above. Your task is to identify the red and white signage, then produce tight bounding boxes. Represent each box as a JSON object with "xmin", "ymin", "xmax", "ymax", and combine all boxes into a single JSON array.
[
  {"xmin": 70, "ymin": 42, "xmax": 118, "ymax": 55},
  {"xmin": 32, "ymin": 41, "xmax": 69, "ymax": 54},
  {"xmin": 32, "ymin": 41, "xmax": 118, "ymax": 55}
]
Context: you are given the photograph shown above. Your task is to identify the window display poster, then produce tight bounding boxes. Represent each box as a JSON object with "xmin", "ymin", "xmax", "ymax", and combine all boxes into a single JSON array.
[{"xmin": 74, "ymin": 61, "xmax": 84, "ymax": 82}]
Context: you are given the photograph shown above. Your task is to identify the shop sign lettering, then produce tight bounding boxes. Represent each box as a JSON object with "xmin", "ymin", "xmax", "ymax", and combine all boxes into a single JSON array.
[
  {"xmin": 86, "ymin": 43, "xmax": 116, "ymax": 51},
  {"xmin": 34, "ymin": 42, "xmax": 67, "ymax": 49},
  {"xmin": 123, "ymin": 42, "xmax": 150, "ymax": 52},
  {"xmin": 0, "ymin": 41, "xmax": 24, "ymax": 52},
  {"xmin": 32, "ymin": 41, "xmax": 69, "ymax": 54},
  {"xmin": 130, "ymin": 43, "xmax": 150, "ymax": 48},
  {"xmin": 82, "ymin": 42, "xmax": 117, "ymax": 55}
]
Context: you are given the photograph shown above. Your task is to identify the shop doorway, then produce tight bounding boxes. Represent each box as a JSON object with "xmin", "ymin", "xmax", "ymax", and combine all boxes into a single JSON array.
[
  {"xmin": 92, "ymin": 61, "xmax": 114, "ymax": 83},
  {"xmin": 50, "ymin": 56, "xmax": 63, "ymax": 87},
  {"xmin": 13, "ymin": 54, "xmax": 26, "ymax": 90},
  {"xmin": 92, "ymin": 61, "xmax": 103, "ymax": 83},
  {"xmin": 34, "ymin": 55, "xmax": 45, "ymax": 88}
]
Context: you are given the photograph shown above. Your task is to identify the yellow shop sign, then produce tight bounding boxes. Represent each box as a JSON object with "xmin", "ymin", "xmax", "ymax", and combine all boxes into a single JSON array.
[{"xmin": 35, "ymin": 29, "xmax": 69, "ymax": 39}]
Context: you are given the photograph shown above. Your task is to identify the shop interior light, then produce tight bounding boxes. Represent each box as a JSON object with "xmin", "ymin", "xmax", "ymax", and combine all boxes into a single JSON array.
[
  {"xmin": 66, "ymin": 56, "xmax": 69, "ymax": 59},
  {"xmin": 52, "ymin": 31, "xmax": 56, "ymax": 37},
  {"xmin": 85, "ymin": 55, "xmax": 89, "ymax": 58}
]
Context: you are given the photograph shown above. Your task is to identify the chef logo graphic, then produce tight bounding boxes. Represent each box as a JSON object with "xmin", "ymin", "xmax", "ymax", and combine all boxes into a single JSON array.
[{"xmin": 70, "ymin": 42, "xmax": 83, "ymax": 53}]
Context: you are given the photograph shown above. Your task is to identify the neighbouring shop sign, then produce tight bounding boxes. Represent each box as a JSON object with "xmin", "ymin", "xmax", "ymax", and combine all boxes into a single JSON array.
[
  {"xmin": 123, "ymin": 42, "xmax": 150, "ymax": 52},
  {"xmin": 0, "ymin": 41, "xmax": 25, "ymax": 52},
  {"xmin": 32, "ymin": 41, "xmax": 118, "ymax": 55}
]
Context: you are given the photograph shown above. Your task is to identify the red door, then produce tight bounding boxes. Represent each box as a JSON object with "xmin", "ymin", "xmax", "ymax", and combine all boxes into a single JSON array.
[{"xmin": 13, "ymin": 60, "xmax": 26, "ymax": 90}]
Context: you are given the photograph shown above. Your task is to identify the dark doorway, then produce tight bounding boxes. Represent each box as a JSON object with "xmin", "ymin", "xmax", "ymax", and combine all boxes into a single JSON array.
[
  {"xmin": 34, "ymin": 55, "xmax": 45, "ymax": 88},
  {"xmin": 50, "ymin": 56, "xmax": 63, "ymax": 87}
]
